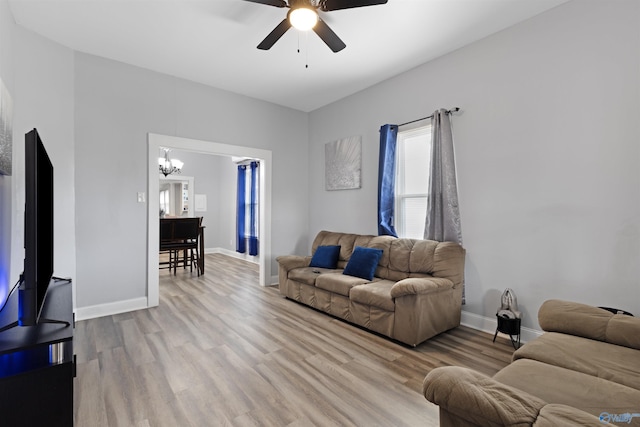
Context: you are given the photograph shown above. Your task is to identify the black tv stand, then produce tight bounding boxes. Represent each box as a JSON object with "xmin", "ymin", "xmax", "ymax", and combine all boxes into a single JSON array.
[{"xmin": 0, "ymin": 280, "xmax": 74, "ymax": 426}]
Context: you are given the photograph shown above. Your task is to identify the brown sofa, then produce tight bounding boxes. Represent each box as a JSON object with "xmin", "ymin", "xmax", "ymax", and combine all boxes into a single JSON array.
[
  {"xmin": 276, "ymin": 230, "xmax": 465, "ymax": 346},
  {"xmin": 423, "ymin": 300, "xmax": 640, "ymax": 426}
]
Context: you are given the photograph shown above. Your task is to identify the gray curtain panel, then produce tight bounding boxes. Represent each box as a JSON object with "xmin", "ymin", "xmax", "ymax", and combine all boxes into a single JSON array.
[
  {"xmin": 424, "ymin": 109, "xmax": 462, "ymax": 243},
  {"xmin": 424, "ymin": 109, "xmax": 463, "ymax": 301}
]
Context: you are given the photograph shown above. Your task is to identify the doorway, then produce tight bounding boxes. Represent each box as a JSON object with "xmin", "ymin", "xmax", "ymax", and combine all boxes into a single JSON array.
[
  {"xmin": 159, "ymin": 175, "xmax": 195, "ymax": 217},
  {"xmin": 147, "ymin": 133, "xmax": 272, "ymax": 307}
]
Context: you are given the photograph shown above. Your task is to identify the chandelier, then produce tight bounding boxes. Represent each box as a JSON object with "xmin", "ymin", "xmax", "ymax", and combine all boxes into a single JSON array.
[{"xmin": 158, "ymin": 148, "xmax": 183, "ymax": 177}]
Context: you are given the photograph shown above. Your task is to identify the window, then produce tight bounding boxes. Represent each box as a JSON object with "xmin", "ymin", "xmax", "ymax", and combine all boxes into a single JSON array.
[
  {"xmin": 159, "ymin": 189, "xmax": 170, "ymax": 216},
  {"xmin": 395, "ymin": 124, "xmax": 431, "ymax": 239},
  {"xmin": 243, "ymin": 168, "xmax": 259, "ymax": 238},
  {"xmin": 236, "ymin": 161, "xmax": 259, "ymax": 256}
]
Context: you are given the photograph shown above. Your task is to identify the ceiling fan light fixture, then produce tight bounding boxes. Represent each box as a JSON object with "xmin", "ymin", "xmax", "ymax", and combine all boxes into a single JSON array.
[{"xmin": 288, "ymin": 7, "xmax": 318, "ymax": 31}]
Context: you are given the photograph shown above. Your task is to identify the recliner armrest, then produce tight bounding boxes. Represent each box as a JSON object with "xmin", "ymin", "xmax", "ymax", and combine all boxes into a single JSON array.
[
  {"xmin": 423, "ymin": 366, "xmax": 599, "ymax": 426},
  {"xmin": 276, "ymin": 255, "xmax": 311, "ymax": 272},
  {"xmin": 424, "ymin": 366, "xmax": 545, "ymax": 425},
  {"xmin": 539, "ymin": 299, "xmax": 640, "ymax": 350},
  {"xmin": 390, "ymin": 277, "xmax": 453, "ymax": 298}
]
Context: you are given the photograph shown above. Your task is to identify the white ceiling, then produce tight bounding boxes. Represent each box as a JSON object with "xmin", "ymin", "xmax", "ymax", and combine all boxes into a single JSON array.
[{"xmin": 8, "ymin": 0, "xmax": 568, "ymax": 112}]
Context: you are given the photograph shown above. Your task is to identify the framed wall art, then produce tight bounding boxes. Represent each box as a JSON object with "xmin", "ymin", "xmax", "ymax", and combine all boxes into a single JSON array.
[
  {"xmin": 0, "ymin": 77, "xmax": 13, "ymax": 176},
  {"xmin": 325, "ymin": 135, "xmax": 361, "ymax": 191}
]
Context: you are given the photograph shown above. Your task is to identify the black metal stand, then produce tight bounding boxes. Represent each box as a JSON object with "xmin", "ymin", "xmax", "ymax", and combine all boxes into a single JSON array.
[
  {"xmin": 493, "ymin": 315, "xmax": 521, "ymax": 350},
  {"xmin": 0, "ymin": 318, "xmax": 70, "ymax": 334}
]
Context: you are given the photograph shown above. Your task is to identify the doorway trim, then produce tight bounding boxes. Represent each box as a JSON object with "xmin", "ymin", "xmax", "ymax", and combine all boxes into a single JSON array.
[{"xmin": 147, "ymin": 133, "xmax": 272, "ymax": 307}]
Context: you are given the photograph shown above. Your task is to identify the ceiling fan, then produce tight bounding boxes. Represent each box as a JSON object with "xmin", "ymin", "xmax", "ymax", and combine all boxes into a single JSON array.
[{"xmin": 244, "ymin": 0, "xmax": 388, "ymax": 52}]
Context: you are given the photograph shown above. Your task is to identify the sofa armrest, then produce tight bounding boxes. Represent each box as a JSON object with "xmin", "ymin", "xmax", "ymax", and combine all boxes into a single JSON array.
[
  {"xmin": 539, "ymin": 299, "xmax": 640, "ymax": 350},
  {"xmin": 276, "ymin": 255, "xmax": 311, "ymax": 272},
  {"xmin": 423, "ymin": 366, "xmax": 597, "ymax": 426},
  {"xmin": 390, "ymin": 277, "xmax": 453, "ymax": 298}
]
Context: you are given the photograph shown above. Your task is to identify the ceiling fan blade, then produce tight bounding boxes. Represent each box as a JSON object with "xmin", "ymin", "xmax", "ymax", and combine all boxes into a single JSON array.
[
  {"xmin": 242, "ymin": 0, "xmax": 287, "ymax": 7},
  {"xmin": 320, "ymin": 0, "xmax": 387, "ymax": 11},
  {"xmin": 257, "ymin": 19, "xmax": 292, "ymax": 50},
  {"xmin": 313, "ymin": 19, "xmax": 346, "ymax": 52}
]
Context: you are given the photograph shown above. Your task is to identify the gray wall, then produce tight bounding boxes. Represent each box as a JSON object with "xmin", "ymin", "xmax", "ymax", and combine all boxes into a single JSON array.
[
  {"xmin": 2, "ymin": 15, "xmax": 76, "ymax": 304},
  {"xmin": 0, "ymin": 0, "xmax": 13, "ymax": 300},
  {"xmin": 308, "ymin": 0, "xmax": 640, "ymax": 330},
  {"xmin": 73, "ymin": 53, "xmax": 309, "ymax": 308}
]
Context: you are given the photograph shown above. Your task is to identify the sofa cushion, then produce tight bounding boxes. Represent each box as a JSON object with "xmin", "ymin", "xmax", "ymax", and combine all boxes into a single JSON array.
[
  {"xmin": 315, "ymin": 273, "xmax": 373, "ymax": 297},
  {"xmin": 310, "ymin": 230, "xmax": 465, "ymax": 286},
  {"xmin": 288, "ymin": 267, "xmax": 342, "ymax": 286},
  {"xmin": 311, "ymin": 231, "xmax": 372, "ymax": 269},
  {"xmin": 513, "ymin": 332, "xmax": 640, "ymax": 391},
  {"xmin": 343, "ymin": 246, "xmax": 383, "ymax": 280},
  {"xmin": 309, "ymin": 245, "xmax": 341, "ymax": 269},
  {"xmin": 494, "ymin": 359, "xmax": 640, "ymax": 422},
  {"xmin": 350, "ymin": 280, "xmax": 395, "ymax": 312},
  {"xmin": 380, "ymin": 238, "xmax": 437, "ymax": 281},
  {"xmin": 535, "ymin": 404, "xmax": 602, "ymax": 427}
]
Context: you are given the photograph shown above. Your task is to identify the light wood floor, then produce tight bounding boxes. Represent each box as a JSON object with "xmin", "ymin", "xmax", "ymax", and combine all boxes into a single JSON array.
[{"xmin": 74, "ymin": 254, "xmax": 515, "ymax": 426}]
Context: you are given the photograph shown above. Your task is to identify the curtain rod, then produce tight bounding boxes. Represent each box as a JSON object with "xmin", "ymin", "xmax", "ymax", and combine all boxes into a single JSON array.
[{"xmin": 398, "ymin": 107, "xmax": 460, "ymax": 127}]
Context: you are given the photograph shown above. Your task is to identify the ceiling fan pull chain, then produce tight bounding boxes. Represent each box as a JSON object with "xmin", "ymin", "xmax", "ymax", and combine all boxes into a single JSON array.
[{"xmin": 305, "ymin": 31, "xmax": 310, "ymax": 68}]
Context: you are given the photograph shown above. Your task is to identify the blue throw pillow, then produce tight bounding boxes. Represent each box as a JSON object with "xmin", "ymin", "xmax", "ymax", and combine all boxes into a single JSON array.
[
  {"xmin": 343, "ymin": 246, "xmax": 383, "ymax": 281},
  {"xmin": 309, "ymin": 245, "xmax": 341, "ymax": 269}
]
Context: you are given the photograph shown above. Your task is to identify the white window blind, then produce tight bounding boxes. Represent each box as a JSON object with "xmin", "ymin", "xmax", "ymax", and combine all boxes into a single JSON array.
[{"xmin": 395, "ymin": 124, "xmax": 431, "ymax": 239}]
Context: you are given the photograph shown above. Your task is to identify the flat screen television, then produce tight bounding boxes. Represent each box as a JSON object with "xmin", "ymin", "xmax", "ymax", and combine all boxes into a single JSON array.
[
  {"xmin": 0, "ymin": 129, "xmax": 67, "ymax": 333},
  {"xmin": 19, "ymin": 128, "xmax": 54, "ymax": 326}
]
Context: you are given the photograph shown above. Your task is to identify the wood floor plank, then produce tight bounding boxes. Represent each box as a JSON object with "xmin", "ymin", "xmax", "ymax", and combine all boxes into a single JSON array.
[
  {"xmin": 74, "ymin": 253, "xmax": 514, "ymax": 426},
  {"xmin": 74, "ymin": 358, "xmax": 109, "ymax": 427},
  {"xmin": 99, "ymin": 346, "xmax": 146, "ymax": 426},
  {"xmin": 117, "ymin": 318, "xmax": 156, "ymax": 366}
]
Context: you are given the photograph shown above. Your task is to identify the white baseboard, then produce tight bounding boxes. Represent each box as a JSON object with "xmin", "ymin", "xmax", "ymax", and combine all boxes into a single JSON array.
[
  {"xmin": 74, "ymin": 274, "xmax": 543, "ymax": 344},
  {"xmin": 75, "ymin": 297, "xmax": 148, "ymax": 321},
  {"xmin": 75, "ymin": 249, "xmax": 264, "ymax": 321},
  {"xmin": 200, "ymin": 251, "xmax": 545, "ymax": 336},
  {"xmin": 206, "ymin": 247, "xmax": 259, "ymax": 264},
  {"xmin": 461, "ymin": 310, "xmax": 542, "ymax": 344}
]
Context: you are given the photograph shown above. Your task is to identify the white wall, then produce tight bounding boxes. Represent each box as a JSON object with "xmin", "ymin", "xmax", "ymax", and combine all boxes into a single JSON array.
[
  {"xmin": 308, "ymin": 0, "xmax": 640, "ymax": 331},
  {"xmin": 74, "ymin": 53, "xmax": 309, "ymax": 308}
]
